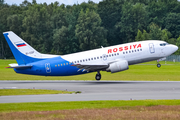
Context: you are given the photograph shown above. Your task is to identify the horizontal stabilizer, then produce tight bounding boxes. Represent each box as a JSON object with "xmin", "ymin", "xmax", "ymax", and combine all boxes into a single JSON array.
[{"xmin": 6, "ymin": 64, "xmax": 32, "ymax": 69}]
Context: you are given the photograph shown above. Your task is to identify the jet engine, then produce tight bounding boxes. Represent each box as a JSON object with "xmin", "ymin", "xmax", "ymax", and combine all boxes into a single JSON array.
[{"xmin": 106, "ymin": 60, "xmax": 129, "ymax": 73}]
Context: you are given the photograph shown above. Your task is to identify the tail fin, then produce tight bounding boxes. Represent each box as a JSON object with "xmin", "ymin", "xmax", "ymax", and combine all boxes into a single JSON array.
[{"xmin": 3, "ymin": 31, "xmax": 57, "ymax": 65}]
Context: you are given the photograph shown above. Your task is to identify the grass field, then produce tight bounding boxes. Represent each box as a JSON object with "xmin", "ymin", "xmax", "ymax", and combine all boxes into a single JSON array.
[
  {"xmin": 0, "ymin": 100, "xmax": 180, "ymax": 120},
  {"xmin": 0, "ymin": 100, "xmax": 180, "ymax": 112},
  {"xmin": 0, "ymin": 59, "xmax": 180, "ymax": 81},
  {"xmin": 0, "ymin": 89, "xmax": 75, "ymax": 96},
  {"xmin": 1, "ymin": 105, "xmax": 180, "ymax": 120},
  {"xmin": 1, "ymin": 60, "xmax": 180, "ymax": 119}
]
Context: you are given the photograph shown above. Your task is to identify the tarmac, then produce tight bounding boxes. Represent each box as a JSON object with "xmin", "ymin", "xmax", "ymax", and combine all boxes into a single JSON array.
[{"xmin": 0, "ymin": 81, "xmax": 180, "ymax": 103}]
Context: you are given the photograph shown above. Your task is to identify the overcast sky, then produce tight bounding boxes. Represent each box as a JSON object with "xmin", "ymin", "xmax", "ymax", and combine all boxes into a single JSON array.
[{"xmin": 5, "ymin": 0, "xmax": 103, "ymax": 5}]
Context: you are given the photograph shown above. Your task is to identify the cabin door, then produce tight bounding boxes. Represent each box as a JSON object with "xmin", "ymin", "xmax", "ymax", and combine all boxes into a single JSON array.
[{"xmin": 149, "ymin": 43, "xmax": 155, "ymax": 54}]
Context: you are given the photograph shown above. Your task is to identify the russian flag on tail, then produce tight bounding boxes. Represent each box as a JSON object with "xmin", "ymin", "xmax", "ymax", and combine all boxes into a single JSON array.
[{"xmin": 16, "ymin": 43, "xmax": 26, "ymax": 47}]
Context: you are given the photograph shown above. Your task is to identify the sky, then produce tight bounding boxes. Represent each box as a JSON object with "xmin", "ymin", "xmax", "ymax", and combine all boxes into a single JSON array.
[{"xmin": 5, "ymin": 0, "xmax": 103, "ymax": 5}]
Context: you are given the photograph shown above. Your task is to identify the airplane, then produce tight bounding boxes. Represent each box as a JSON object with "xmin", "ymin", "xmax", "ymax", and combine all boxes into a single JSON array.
[{"xmin": 3, "ymin": 31, "xmax": 178, "ymax": 80}]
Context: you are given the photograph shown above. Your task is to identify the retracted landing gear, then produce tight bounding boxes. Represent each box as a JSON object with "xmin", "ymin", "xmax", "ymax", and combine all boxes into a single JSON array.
[
  {"xmin": 157, "ymin": 63, "xmax": 161, "ymax": 68},
  {"xmin": 95, "ymin": 71, "xmax": 101, "ymax": 81}
]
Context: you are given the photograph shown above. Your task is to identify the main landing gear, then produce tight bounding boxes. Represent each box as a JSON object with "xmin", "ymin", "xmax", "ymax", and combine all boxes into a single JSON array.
[{"xmin": 95, "ymin": 71, "xmax": 101, "ymax": 81}]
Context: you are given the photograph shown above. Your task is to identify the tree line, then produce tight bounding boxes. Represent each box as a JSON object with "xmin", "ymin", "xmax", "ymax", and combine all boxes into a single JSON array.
[{"xmin": 0, "ymin": 0, "xmax": 180, "ymax": 59}]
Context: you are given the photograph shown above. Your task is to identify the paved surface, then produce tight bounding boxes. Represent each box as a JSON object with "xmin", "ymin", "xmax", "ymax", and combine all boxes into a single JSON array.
[{"xmin": 0, "ymin": 81, "xmax": 180, "ymax": 103}]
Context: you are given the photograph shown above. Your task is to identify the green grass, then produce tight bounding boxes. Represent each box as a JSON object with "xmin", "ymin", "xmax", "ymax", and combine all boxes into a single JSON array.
[
  {"xmin": 0, "ymin": 89, "xmax": 75, "ymax": 96},
  {"xmin": 0, "ymin": 59, "xmax": 180, "ymax": 81},
  {"xmin": 0, "ymin": 100, "xmax": 180, "ymax": 112}
]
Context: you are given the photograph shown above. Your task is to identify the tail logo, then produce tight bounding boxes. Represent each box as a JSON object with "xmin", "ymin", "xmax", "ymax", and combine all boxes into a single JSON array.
[{"xmin": 16, "ymin": 43, "xmax": 27, "ymax": 47}]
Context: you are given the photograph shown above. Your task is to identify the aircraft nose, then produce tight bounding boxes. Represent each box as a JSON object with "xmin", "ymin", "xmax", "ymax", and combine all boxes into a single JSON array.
[{"xmin": 172, "ymin": 45, "xmax": 178, "ymax": 53}]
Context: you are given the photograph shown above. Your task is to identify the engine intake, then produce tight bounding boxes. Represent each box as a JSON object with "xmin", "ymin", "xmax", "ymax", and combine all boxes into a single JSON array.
[{"xmin": 106, "ymin": 60, "xmax": 129, "ymax": 73}]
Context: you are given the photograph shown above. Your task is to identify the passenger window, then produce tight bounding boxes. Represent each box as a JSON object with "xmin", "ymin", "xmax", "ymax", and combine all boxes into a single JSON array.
[
  {"xmin": 91, "ymin": 58, "xmax": 93, "ymax": 60},
  {"xmin": 88, "ymin": 58, "xmax": 90, "ymax": 61},
  {"xmin": 109, "ymin": 54, "xmax": 111, "ymax": 57},
  {"xmin": 117, "ymin": 53, "xmax": 119, "ymax": 55},
  {"xmin": 112, "ymin": 54, "xmax": 113, "ymax": 56},
  {"xmin": 77, "ymin": 61, "xmax": 79, "ymax": 63},
  {"xmin": 80, "ymin": 60, "xmax": 82, "ymax": 62},
  {"xmin": 64, "ymin": 63, "xmax": 65, "ymax": 65},
  {"xmin": 129, "ymin": 51, "xmax": 131, "ymax": 53},
  {"xmin": 114, "ymin": 54, "xmax": 116, "ymax": 56},
  {"xmin": 126, "ymin": 51, "xmax": 128, "ymax": 54},
  {"xmin": 137, "ymin": 49, "xmax": 139, "ymax": 51},
  {"xmin": 97, "ymin": 57, "xmax": 99, "ymax": 59},
  {"xmin": 94, "ymin": 57, "xmax": 96, "ymax": 60},
  {"xmin": 66, "ymin": 63, "xmax": 68, "ymax": 65},
  {"xmin": 132, "ymin": 50, "xmax": 134, "ymax": 52},
  {"xmin": 55, "ymin": 65, "xmax": 57, "ymax": 67},
  {"xmin": 134, "ymin": 50, "xmax": 136, "ymax": 52},
  {"xmin": 123, "ymin": 52, "xmax": 125, "ymax": 54},
  {"xmin": 100, "ymin": 56, "xmax": 102, "ymax": 58}
]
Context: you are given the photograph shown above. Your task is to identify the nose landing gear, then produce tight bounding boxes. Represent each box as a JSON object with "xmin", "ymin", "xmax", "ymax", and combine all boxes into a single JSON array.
[
  {"xmin": 157, "ymin": 63, "xmax": 161, "ymax": 68},
  {"xmin": 95, "ymin": 71, "xmax": 101, "ymax": 81}
]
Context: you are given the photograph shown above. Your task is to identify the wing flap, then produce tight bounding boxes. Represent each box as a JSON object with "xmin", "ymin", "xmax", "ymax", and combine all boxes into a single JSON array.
[{"xmin": 72, "ymin": 64, "xmax": 108, "ymax": 72}]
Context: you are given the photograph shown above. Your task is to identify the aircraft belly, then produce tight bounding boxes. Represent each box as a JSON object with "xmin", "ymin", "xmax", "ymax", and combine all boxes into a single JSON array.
[{"xmin": 128, "ymin": 57, "xmax": 163, "ymax": 65}]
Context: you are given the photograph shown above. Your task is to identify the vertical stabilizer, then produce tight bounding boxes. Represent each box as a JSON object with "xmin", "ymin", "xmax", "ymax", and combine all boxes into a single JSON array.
[{"xmin": 3, "ymin": 31, "xmax": 53, "ymax": 65}]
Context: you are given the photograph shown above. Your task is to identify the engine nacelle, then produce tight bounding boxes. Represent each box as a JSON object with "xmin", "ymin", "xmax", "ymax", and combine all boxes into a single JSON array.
[{"xmin": 106, "ymin": 60, "xmax": 129, "ymax": 73}]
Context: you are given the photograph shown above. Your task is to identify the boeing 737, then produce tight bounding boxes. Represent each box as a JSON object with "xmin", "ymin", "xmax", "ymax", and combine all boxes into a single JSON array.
[{"xmin": 3, "ymin": 31, "xmax": 178, "ymax": 80}]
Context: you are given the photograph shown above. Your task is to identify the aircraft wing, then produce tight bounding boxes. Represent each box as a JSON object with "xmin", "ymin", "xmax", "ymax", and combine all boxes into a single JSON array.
[
  {"xmin": 72, "ymin": 59, "xmax": 126, "ymax": 72},
  {"xmin": 72, "ymin": 64, "xmax": 109, "ymax": 72}
]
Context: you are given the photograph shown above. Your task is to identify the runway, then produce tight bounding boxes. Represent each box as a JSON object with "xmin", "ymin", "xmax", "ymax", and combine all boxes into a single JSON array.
[{"xmin": 0, "ymin": 81, "xmax": 180, "ymax": 103}]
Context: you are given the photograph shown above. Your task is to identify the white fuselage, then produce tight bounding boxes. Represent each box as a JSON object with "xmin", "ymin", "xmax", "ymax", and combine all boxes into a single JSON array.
[{"xmin": 62, "ymin": 40, "xmax": 177, "ymax": 66}]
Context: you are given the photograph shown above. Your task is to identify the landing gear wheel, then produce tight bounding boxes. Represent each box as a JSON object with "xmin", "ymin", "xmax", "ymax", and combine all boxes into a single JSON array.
[
  {"xmin": 95, "ymin": 72, "xmax": 101, "ymax": 81},
  {"xmin": 157, "ymin": 63, "xmax": 161, "ymax": 68}
]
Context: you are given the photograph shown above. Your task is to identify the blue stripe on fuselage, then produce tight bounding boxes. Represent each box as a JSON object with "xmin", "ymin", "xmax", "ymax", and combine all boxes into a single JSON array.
[{"xmin": 14, "ymin": 56, "xmax": 89, "ymax": 76}]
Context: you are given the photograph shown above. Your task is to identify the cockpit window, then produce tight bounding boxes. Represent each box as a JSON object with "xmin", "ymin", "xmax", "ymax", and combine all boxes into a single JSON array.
[{"xmin": 160, "ymin": 43, "xmax": 169, "ymax": 46}]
